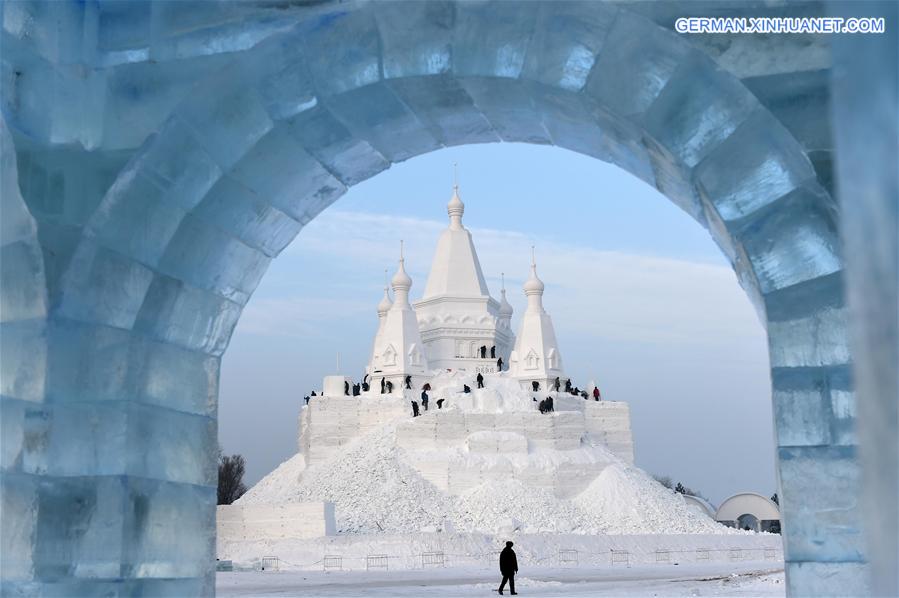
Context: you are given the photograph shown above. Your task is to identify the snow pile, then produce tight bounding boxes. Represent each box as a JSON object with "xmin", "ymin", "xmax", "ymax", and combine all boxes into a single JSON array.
[
  {"xmin": 239, "ymin": 425, "xmax": 453, "ymax": 534},
  {"xmin": 574, "ymin": 463, "xmax": 725, "ymax": 534},
  {"xmin": 453, "ymin": 479, "xmax": 592, "ymax": 534},
  {"xmin": 239, "ymin": 453, "xmax": 305, "ymax": 505},
  {"xmin": 240, "ymin": 422, "xmax": 734, "ymax": 536}
]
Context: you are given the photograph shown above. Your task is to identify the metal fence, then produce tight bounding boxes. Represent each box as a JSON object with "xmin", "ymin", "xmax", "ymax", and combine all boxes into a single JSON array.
[
  {"xmin": 323, "ymin": 555, "xmax": 343, "ymax": 571},
  {"xmin": 655, "ymin": 549, "xmax": 671, "ymax": 564},
  {"xmin": 261, "ymin": 556, "xmax": 279, "ymax": 572},
  {"xmin": 366, "ymin": 554, "xmax": 389, "ymax": 571},
  {"xmin": 610, "ymin": 550, "xmax": 630, "ymax": 566},
  {"xmin": 559, "ymin": 549, "xmax": 578, "ymax": 566},
  {"xmin": 422, "ymin": 551, "xmax": 446, "ymax": 568}
]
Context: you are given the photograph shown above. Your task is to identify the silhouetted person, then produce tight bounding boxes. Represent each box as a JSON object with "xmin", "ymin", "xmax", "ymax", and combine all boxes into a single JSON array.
[
  {"xmin": 361, "ymin": 381, "xmax": 370, "ymax": 392},
  {"xmin": 422, "ymin": 383, "xmax": 431, "ymax": 391},
  {"xmin": 380, "ymin": 377, "xmax": 386, "ymax": 394},
  {"xmin": 498, "ymin": 541, "xmax": 518, "ymax": 595},
  {"xmin": 405, "ymin": 375, "xmax": 412, "ymax": 390},
  {"xmin": 565, "ymin": 379, "xmax": 572, "ymax": 393},
  {"xmin": 463, "ymin": 384, "xmax": 471, "ymax": 394},
  {"xmin": 304, "ymin": 396, "xmax": 310, "ymax": 405},
  {"xmin": 497, "ymin": 357, "xmax": 503, "ymax": 371},
  {"xmin": 476, "ymin": 373, "xmax": 484, "ymax": 389},
  {"xmin": 385, "ymin": 380, "xmax": 394, "ymax": 393},
  {"xmin": 538, "ymin": 398, "xmax": 547, "ymax": 414},
  {"xmin": 421, "ymin": 389, "xmax": 429, "ymax": 411},
  {"xmin": 532, "ymin": 396, "xmax": 537, "ymax": 402},
  {"xmin": 480, "ymin": 345, "xmax": 487, "ymax": 358},
  {"xmin": 311, "ymin": 391, "xmax": 317, "ymax": 396},
  {"xmin": 411, "ymin": 400, "xmax": 420, "ymax": 417},
  {"xmin": 344, "ymin": 381, "xmax": 349, "ymax": 396},
  {"xmin": 554, "ymin": 376, "xmax": 560, "ymax": 391},
  {"xmin": 490, "ymin": 345, "xmax": 496, "ymax": 358},
  {"xmin": 593, "ymin": 386, "xmax": 600, "ymax": 401},
  {"xmin": 353, "ymin": 383, "xmax": 361, "ymax": 396},
  {"xmin": 531, "ymin": 381, "xmax": 540, "ymax": 392},
  {"xmin": 546, "ymin": 396, "xmax": 554, "ymax": 412},
  {"xmin": 436, "ymin": 398, "xmax": 445, "ymax": 409}
]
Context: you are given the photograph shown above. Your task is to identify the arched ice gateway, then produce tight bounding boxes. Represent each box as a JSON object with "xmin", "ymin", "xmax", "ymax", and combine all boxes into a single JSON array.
[{"xmin": 0, "ymin": 1, "xmax": 895, "ymax": 596}]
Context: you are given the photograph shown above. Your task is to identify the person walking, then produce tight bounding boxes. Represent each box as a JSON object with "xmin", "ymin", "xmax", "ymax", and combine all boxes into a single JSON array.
[
  {"xmin": 593, "ymin": 386, "xmax": 601, "ymax": 401},
  {"xmin": 497, "ymin": 357, "xmax": 503, "ymax": 371},
  {"xmin": 421, "ymin": 389, "xmax": 429, "ymax": 411},
  {"xmin": 405, "ymin": 375, "xmax": 412, "ymax": 390},
  {"xmin": 476, "ymin": 372, "xmax": 484, "ymax": 389},
  {"xmin": 411, "ymin": 400, "xmax": 420, "ymax": 417},
  {"xmin": 498, "ymin": 541, "xmax": 518, "ymax": 595}
]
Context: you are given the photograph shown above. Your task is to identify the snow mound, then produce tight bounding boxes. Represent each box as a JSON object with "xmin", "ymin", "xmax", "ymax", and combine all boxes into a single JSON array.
[
  {"xmin": 239, "ymin": 452, "xmax": 305, "ymax": 505},
  {"xmin": 574, "ymin": 463, "xmax": 726, "ymax": 534},
  {"xmin": 241, "ymin": 423, "xmax": 735, "ymax": 536},
  {"xmin": 240, "ymin": 425, "xmax": 453, "ymax": 534}
]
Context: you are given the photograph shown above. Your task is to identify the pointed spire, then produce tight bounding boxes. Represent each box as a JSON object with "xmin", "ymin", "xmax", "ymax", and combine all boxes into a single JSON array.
[
  {"xmin": 499, "ymin": 271, "xmax": 513, "ymax": 317},
  {"xmin": 391, "ymin": 240, "xmax": 413, "ymax": 302},
  {"xmin": 523, "ymin": 246, "xmax": 545, "ymax": 296},
  {"xmin": 377, "ymin": 268, "xmax": 393, "ymax": 316},
  {"xmin": 447, "ymin": 164, "xmax": 465, "ymax": 230}
]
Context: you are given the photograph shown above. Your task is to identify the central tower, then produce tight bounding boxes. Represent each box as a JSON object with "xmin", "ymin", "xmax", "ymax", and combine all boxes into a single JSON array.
[{"xmin": 412, "ymin": 184, "xmax": 515, "ymax": 372}]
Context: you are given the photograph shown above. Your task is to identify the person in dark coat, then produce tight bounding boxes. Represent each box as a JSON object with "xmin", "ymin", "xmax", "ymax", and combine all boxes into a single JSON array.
[
  {"xmin": 405, "ymin": 375, "xmax": 412, "ymax": 390},
  {"xmin": 436, "ymin": 397, "xmax": 445, "ymax": 409},
  {"xmin": 463, "ymin": 384, "xmax": 471, "ymax": 394},
  {"xmin": 497, "ymin": 357, "xmax": 503, "ymax": 371},
  {"xmin": 385, "ymin": 380, "xmax": 394, "ymax": 393},
  {"xmin": 344, "ymin": 380, "xmax": 349, "ymax": 396},
  {"xmin": 498, "ymin": 541, "xmax": 518, "ymax": 595},
  {"xmin": 421, "ymin": 389, "xmax": 429, "ymax": 411},
  {"xmin": 565, "ymin": 379, "xmax": 572, "ymax": 393},
  {"xmin": 311, "ymin": 391, "xmax": 317, "ymax": 396},
  {"xmin": 480, "ymin": 345, "xmax": 487, "ymax": 358},
  {"xmin": 304, "ymin": 395, "xmax": 310, "ymax": 405},
  {"xmin": 554, "ymin": 376, "xmax": 560, "ymax": 391},
  {"xmin": 380, "ymin": 377, "xmax": 386, "ymax": 394},
  {"xmin": 411, "ymin": 400, "xmax": 420, "ymax": 417},
  {"xmin": 546, "ymin": 396, "xmax": 554, "ymax": 412},
  {"xmin": 476, "ymin": 372, "xmax": 484, "ymax": 389},
  {"xmin": 490, "ymin": 345, "xmax": 496, "ymax": 358},
  {"xmin": 361, "ymin": 381, "xmax": 370, "ymax": 392},
  {"xmin": 538, "ymin": 398, "xmax": 546, "ymax": 414},
  {"xmin": 531, "ymin": 381, "xmax": 540, "ymax": 392},
  {"xmin": 352, "ymin": 383, "xmax": 360, "ymax": 396}
]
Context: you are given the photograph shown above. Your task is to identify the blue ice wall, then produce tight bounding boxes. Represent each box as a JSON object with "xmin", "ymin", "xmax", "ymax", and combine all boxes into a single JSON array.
[{"xmin": 1, "ymin": 1, "xmax": 890, "ymax": 595}]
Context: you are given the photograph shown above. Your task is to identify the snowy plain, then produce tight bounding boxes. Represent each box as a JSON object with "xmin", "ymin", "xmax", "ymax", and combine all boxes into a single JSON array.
[{"xmin": 216, "ymin": 562, "xmax": 785, "ymax": 597}]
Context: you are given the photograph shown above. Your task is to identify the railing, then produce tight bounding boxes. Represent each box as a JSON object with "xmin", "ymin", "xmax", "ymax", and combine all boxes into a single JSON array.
[
  {"xmin": 366, "ymin": 554, "xmax": 389, "ymax": 571},
  {"xmin": 422, "ymin": 551, "xmax": 446, "ymax": 568},
  {"xmin": 323, "ymin": 555, "xmax": 343, "ymax": 571},
  {"xmin": 261, "ymin": 556, "xmax": 279, "ymax": 572},
  {"xmin": 559, "ymin": 549, "xmax": 578, "ymax": 566}
]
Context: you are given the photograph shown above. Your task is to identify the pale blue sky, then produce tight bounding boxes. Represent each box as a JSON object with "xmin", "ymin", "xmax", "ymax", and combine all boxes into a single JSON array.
[{"xmin": 218, "ymin": 143, "xmax": 775, "ymax": 506}]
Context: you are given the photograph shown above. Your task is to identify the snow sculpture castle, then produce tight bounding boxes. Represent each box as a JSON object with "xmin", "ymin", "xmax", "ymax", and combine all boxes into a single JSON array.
[{"xmin": 366, "ymin": 184, "xmax": 567, "ymax": 392}]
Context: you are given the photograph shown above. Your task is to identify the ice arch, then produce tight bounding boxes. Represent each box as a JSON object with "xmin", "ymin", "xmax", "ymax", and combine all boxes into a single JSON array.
[{"xmin": 1, "ymin": 1, "xmax": 886, "ymax": 596}]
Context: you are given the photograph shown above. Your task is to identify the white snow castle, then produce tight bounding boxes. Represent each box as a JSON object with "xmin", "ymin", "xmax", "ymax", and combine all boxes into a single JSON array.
[{"xmin": 366, "ymin": 183, "xmax": 567, "ymax": 394}]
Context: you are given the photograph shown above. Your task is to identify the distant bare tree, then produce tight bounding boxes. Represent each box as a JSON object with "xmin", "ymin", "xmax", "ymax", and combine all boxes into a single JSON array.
[{"xmin": 218, "ymin": 453, "xmax": 247, "ymax": 505}]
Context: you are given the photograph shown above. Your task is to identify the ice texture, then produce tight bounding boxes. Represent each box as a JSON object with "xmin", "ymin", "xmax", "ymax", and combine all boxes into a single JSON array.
[{"xmin": 0, "ymin": 0, "xmax": 876, "ymax": 595}]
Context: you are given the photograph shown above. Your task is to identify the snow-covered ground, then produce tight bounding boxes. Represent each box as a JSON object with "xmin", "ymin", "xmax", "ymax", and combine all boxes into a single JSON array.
[{"xmin": 217, "ymin": 562, "xmax": 786, "ymax": 597}]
